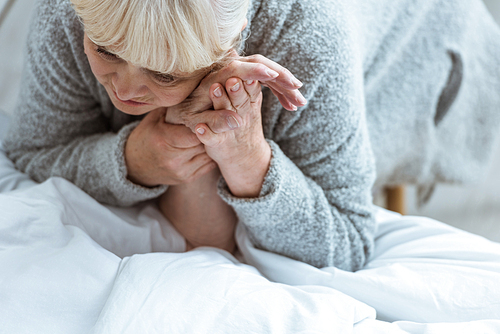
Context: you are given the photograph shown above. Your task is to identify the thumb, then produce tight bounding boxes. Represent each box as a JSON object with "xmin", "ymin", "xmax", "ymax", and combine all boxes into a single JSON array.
[
  {"xmin": 161, "ymin": 122, "xmax": 202, "ymax": 148},
  {"xmin": 194, "ymin": 123, "xmax": 223, "ymax": 148}
]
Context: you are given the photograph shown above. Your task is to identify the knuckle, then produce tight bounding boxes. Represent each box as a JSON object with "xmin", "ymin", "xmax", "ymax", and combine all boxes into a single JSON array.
[
  {"xmin": 204, "ymin": 135, "xmax": 218, "ymax": 148},
  {"xmin": 227, "ymin": 61, "xmax": 239, "ymax": 72},
  {"xmin": 249, "ymin": 54, "xmax": 263, "ymax": 62},
  {"xmin": 256, "ymin": 63, "xmax": 269, "ymax": 73},
  {"xmin": 233, "ymin": 99, "xmax": 251, "ymax": 110},
  {"xmin": 214, "ymin": 134, "xmax": 227, "ymax": 147}
]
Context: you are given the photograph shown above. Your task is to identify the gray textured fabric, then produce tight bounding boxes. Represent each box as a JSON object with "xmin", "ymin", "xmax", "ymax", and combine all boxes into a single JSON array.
[
  {"xmin": 3, "ymin": 0, "xmax": 376, "ymax": 270},
  {"xmin": 351, "ymin": 0, "xmax": 500, "ymax": 189},
  {"xmin": 4, "ymin": 0, "xmax": 500, "ymax": 269},
  {"xmin": 4, "ymin": 0, "xmax": 166, "ymax": 207},
  {"xmin": 0, "ymin": 111, "xmax": 10, "ymax": 140}
]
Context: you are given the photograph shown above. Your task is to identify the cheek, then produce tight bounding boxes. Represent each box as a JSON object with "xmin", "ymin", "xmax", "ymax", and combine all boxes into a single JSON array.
[
  {"xmin": 157, "ymin": 89, "xmax": 191, "ymax": 106},
  {"xmin": 156, "ymin": 81, "xmax": 203, "ymax": 106},
  {"xmin": 86, "ymin": 56, "xmax": 113, "ymax": 78},
  {"xmin": 84, "ymin": 50, "xmax": 112, "ymax": 79}
]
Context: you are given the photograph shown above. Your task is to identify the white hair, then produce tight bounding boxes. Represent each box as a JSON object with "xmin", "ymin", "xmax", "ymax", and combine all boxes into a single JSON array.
[{"xmin": 71, "ymin": 0, "xmax": 250, "ymax": 74}]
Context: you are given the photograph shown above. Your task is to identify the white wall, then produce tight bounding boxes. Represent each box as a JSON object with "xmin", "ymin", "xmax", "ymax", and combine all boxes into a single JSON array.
[{"xmin": 0, "ymin": 0, "xmax": 38, "ymax": 115}]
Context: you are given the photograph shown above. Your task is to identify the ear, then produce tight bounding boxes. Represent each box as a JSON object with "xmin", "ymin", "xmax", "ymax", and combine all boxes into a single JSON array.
[{"xmin": 241, "ymin": 18, "xmax": 248, "ymax": 32}]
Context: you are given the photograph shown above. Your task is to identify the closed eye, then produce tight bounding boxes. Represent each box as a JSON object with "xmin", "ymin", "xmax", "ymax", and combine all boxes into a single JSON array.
[
  {"xmin": 96, "ymin": 47, "xmax": 120, "ymax": 61},
  {"xmin": 151, "ymin": 72, "xmax": 177, "ymax": 85}
]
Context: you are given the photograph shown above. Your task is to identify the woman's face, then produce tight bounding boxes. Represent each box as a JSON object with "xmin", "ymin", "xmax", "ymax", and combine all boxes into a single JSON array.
[{"xmin": 83, "ymin": 33, "xmax": 207, "ymax": 115}]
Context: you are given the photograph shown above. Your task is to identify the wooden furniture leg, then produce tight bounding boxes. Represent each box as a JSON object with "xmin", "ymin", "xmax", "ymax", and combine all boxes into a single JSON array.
[{"xmin": 385, "ymin": 185, "xmax": 406, "ymax": 215}]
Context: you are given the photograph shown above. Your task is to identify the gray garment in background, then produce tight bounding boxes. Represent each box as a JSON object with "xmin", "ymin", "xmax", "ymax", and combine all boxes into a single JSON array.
[
  {"xmin": 0, "ymin": 111, "xmax": 10, "ymax": 140},
  {"xmin": 350, "ymin": 0, "xmax": 500, "ymax": 190}
]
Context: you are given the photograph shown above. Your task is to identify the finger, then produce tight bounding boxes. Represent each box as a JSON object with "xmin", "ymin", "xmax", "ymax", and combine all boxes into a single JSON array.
[
  {"xmin": 226, "ymin": 77, "xmax": 252, "ymax": 113},
  {"xmin": 238, "ymin": 54, "xmax": 303, "ymax": 89},
  {"xmin": 185, "ymin": 158, "xmax": 218, "ymax": 183},
  {"xmin": 195, "ymin": 123, "xmax": 224, "ymax": 148},
  {"xmin": 263, "ymin": 81, "xmax": 307, "ymax": 108},
  {"xmin": 181, "ymin": 83, "xmax": 243, "ymax": 133},
  {"xmin": 164, "ymin": 92, "xmax": 212, "ymax": 125},
  {"xmin": 178, "ymin": 143, "xmax": 207, "ymax": 160},
  {"xmin": 215, "ymin": 60, "xmax": 281, "ymax": 87},
  {"xmin": 211, "ymin": 83, "xmax": 233, "ymax": 111},
  {"xmin": 201, "ymin": 83, "xmax": 243, "ymax": 133},
  {"xmin": 219, "ymin": 60, "xmax": 306, "ymax": 109},
  {"xmin": 186, "ymin": 109, "xmax": 243, "ymax": 134},
  {"xmin": 160, "ymin": 122, "xmax": 202, "ymax": 148},
  {"xmin": 242, "ymin": 79, "xmax": 262, "ymax": 103},
  {"xmin": 202, "ymin": 56, "xmax": 305, "ymax": 111},
  {"xmin": 265, "ymin": 84, "xmax": 297, "ymax": 111},
  {"xmin": 172, "ymin": 152, "xmax": 216, "ymax": 183}
]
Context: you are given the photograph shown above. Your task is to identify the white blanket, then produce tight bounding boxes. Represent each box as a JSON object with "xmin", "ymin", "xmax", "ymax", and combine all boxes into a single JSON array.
[{"xmin": 1, "ymin": 142, "xmax": 500, "ymax": 333}]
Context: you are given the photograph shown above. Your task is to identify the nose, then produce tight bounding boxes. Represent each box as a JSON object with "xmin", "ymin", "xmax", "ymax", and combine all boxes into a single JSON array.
[{"xmin": 111, "ymin": 64, "xmax": 149, "ymax": 101}]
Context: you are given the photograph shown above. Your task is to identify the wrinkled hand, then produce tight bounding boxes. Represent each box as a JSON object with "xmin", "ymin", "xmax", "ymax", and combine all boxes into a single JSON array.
[
  {"xmin": 125, "ymin": 108, "xmax": 216, "ymax": 187},
  {"xmin": 191, "ymin": 78, "xmax": 271, "ymax": 198},
  {"xmin": 165, "ymin": 54, "xmax": 307, "ymax": 130}
]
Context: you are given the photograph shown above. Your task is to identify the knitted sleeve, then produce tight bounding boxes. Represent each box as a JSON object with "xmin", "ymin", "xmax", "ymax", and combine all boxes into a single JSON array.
[
  {"xmin": 3, "ymin": 0, "xmax": 167, "ymax": 206},
  {"xmin": 219, "ymin": 0, "xmax": 376, "ymax": 270}
]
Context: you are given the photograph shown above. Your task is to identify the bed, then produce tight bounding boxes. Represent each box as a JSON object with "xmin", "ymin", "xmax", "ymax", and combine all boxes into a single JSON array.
[{"xmin": 1, "ymin": 114, "xmax": 500, "ymax": 333}]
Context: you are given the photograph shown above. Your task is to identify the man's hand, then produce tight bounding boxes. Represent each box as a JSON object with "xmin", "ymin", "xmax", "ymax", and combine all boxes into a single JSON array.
[{"xmin": 125, "ymin": 108, "xmax": 216, "ymax": 187}]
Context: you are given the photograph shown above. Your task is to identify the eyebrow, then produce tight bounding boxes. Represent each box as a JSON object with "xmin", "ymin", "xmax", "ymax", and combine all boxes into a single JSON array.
[{"xmin": 145, "ymin": 69, "xmax": 175, "ymax": 77}]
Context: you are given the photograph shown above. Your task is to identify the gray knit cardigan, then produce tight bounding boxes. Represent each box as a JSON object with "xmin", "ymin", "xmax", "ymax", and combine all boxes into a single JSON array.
[{"xmin": 5, "ymin": 0, "xmax": 500, "ymax": 270}]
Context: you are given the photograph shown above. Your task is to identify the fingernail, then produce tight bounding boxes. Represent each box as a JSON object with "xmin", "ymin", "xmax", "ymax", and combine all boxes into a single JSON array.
[
  {"xmin": 246, "ymin": 80, "xmax": 254, "ymax": 85},
  {"xmin": 196, "ymin": 127, "xmax": 205, "ymax": 135},
  {"xmin": 230, "ymin": 82, "xmax": 240, "ymax": 92},
  {"xmin": 298, "ymin": 94, "xmax": 307, "ymax": 105},
  {"xmin": 266, "ymin": 69, "xmax": 279, "ymax": 78},
  {"xmin": 292, "ymin": 78, "xmax": 303, "ymax": 87},
  {"xmin": 226, "ymin": 116, "xmax": 240, "ymax": 129},
  {"xmin": 213, "ymin": 86, "xmax": 222, "ymax": 98}
]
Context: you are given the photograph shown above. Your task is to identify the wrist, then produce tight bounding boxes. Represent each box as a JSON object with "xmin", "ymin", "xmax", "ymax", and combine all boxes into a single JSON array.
[{"xmin": 219, "ymin": 140, "xmax": 271, "ymax": 198}]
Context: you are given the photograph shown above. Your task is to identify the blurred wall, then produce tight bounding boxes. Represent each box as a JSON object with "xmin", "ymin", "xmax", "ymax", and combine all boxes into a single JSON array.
[
  {"xmin": 0, "ymin": 0, "xmax": 38, "ymax": 115},
  {"xmin": 484, "ymin": 0, "xmax": 500, "ymax": 22},
  {"xmin": 406, "ymin": 0, "xmax": 500, "ymax": 242}
]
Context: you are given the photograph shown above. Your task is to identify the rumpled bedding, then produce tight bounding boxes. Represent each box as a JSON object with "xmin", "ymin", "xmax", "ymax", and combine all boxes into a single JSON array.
[{"xmin": 1, "ymin": 141, "xmax": 500, "ymax": 333}]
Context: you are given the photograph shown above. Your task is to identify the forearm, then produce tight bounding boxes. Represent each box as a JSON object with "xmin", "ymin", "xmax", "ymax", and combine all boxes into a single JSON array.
[
  {"xmin": 218, "ymin": 138, "xmax": 271, "ymax": 198},
  {"xmin": 159, "ymin": 167, "xmax": 237, "ymax": 253},
  {"xmin": 219, "ymin": 140, "xmax": 376, "ymax": 270},
  {"xmin": 5, "ymin": 119, "xmax": 167, "ymax": 206}
]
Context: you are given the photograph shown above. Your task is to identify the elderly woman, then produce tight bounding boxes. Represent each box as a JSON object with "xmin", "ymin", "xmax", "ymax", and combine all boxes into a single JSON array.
[{"xmin": 5, "ymin": 0, "xmax": 500, "ymax": 270}]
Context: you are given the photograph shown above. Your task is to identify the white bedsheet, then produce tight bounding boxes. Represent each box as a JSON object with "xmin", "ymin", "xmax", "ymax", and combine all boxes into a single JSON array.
[{"xmin": 1, "ymin": 141, "xmax": 500, "ymax": 333}]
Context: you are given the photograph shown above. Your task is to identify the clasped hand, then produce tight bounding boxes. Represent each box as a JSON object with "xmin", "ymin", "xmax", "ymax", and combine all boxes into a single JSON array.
[{"xmin": 125, "ymin": 54, "xmax": 305, "ymax": 193}]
